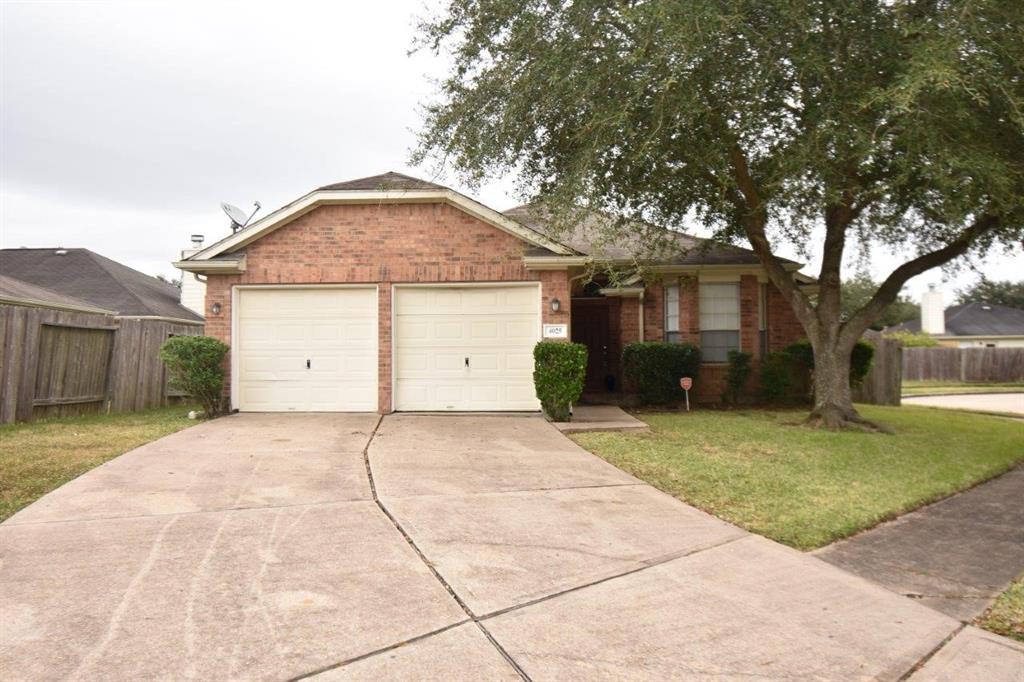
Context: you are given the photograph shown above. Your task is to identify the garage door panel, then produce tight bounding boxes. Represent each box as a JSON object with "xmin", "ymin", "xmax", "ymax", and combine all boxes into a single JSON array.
[
  {"xmin": 394, "ymin": 285, "xmax": 540, "ymax": 411},
  {"xmin": 236, "ymin": 288, "xmax": 377, "ymax": 412}
]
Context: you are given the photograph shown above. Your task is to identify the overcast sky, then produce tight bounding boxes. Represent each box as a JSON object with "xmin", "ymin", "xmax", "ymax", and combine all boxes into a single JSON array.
[{"xmin": 2, "ymin": 1, "xmax": 1019, "ymax": 305}]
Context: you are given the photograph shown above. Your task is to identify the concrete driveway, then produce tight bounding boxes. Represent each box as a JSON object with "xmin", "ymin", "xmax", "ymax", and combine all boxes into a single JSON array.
[
  {"xmin": 2, "ymin": 413, "xmax": 1022, "ymax": 680},
  {"xmin": 903, "ymin": 392, "xmax": 1024, "ymax": 416}
]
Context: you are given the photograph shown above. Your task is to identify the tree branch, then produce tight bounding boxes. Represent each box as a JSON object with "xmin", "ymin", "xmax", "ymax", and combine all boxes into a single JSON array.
[
  {"xmin": 726, "ymin": 144, "xmax": 817, "ymax": 330},
  {"xmin": 840, "ymin": 212, "xmax": 1001, "ymax": 346}
]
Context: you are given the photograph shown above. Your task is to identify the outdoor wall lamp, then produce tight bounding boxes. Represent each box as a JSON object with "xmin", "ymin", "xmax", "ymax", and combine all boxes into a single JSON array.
[
  {"xmin": 550, "ymin": 298, "xmax": 561, "ymax": 312},
  {"xmin": 211, "ymin": 302, "xmax": 222, "ymax": 315}
]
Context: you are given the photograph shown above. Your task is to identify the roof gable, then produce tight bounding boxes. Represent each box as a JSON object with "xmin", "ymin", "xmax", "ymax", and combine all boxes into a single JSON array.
[{"xmin": 183, "ymin": 173, "xmax": 575, "ymax": 265}]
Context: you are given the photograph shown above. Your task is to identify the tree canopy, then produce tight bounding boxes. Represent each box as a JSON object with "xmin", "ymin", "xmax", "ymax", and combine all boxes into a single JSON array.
[
  {"xmin": 955, "ymin": 278, "xmax": 1024, "ymax": 309},
  {"xmin": 414, "ymin": 0, "xmax": 1024, "ymax": 427},
  {"xmin": 841, "ymin": 273, "xmax": 919, "ymax": 329}
]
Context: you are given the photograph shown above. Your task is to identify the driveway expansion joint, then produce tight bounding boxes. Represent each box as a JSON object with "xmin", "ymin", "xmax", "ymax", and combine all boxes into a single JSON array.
[
  {"xmin": 897, "ymin": 623, "xmax": 965, "ymax": 681},
  {"xmin": 285, "ymin": 618, "xmax": 473, "ymax": 681},
  {"xmin": 362, "ymin": 415, "xmax": 532, "ymax": 681}
]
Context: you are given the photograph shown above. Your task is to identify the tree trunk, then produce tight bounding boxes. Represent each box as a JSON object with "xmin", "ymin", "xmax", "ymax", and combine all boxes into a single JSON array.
[
  {"xmin": 805, "ymin": 332, "xmax": 880, "ymax": 430},
  {"xmin": 809, "ymin": 342, "xmax": 857, "ymax": 427}
]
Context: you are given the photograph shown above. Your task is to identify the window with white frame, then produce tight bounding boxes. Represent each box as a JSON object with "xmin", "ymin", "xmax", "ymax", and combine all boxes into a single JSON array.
[
  {"xmin": 664, "ymin": 284, "xmax": 680, "ymax": 343},
  {"xmin": 699, "ymin": 282, "xmax": 740, "ymax": 362}
]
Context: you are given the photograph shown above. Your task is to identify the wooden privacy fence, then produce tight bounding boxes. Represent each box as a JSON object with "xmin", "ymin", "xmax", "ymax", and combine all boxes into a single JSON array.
[
  {"xmin": 0, "ymin": 303, "xmax": 202, "ymax": 424},
  {"xmin": 853, "ymin": 334, "xmax": 902, "ymax": 406},
  {"xmin": 903, "ymin": 347, "xmax": 1024, "ymax": 383}
]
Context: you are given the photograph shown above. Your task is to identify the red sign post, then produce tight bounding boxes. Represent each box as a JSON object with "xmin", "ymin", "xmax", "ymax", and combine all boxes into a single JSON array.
[{"xmin": 680, "ymin": 377, "xmax": 693, "ymax": 411}]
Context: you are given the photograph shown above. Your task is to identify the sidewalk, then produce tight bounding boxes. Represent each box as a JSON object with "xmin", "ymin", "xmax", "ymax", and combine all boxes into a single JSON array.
[{"xmin": 816, "ymin": 466, "xmax": 1024, "ymax": 621}]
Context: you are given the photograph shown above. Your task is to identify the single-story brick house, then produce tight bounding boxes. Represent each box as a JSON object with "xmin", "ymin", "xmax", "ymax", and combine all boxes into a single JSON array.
[{"xmin": 176, "ymin": 172, "xmax": 811, "ymax": 413}]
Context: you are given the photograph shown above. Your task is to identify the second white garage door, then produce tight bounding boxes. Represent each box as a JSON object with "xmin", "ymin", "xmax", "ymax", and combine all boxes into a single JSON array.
[
  {"xmin": 394, "ymin": 284, "xmax": 541, "ymax": 411},
  {"xmin": 234, "ymin": 287, "xmax": 377, "ymax": 411}
]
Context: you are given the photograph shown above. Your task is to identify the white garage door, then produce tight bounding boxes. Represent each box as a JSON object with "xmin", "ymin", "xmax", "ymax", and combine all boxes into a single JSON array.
[
  {"xmin": 394, "ymin": 285, "xmax": 541, "ymax": 411},
  {"xmin": 235, "ymin": 287, "xmax": 377, "ymax": 411}
]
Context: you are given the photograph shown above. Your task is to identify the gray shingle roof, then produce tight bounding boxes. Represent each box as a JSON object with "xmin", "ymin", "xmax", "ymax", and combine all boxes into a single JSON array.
[
  {"xmin": 504, "ymin": 204, "xmax": 793, "ymax": 266},
  {"xmin": 0, "ymin": 274, "xmax": 113, "ymax": 312},
  {"xmin": 890, "ymin": 301, "xmax": 1024, "ymax": 337},
  {"xmin": 0, "ymin": 248, "xmax": 203, "ymax": 321},
  {"xmin": 319, "ymin": 171, "xmax": 449, "ymax": 192}
]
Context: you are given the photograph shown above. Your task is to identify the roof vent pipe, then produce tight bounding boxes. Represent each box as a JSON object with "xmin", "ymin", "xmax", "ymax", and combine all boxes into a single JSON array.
[{"xmin": 190, "ymin": 234, "xmax": 204, "ymax": 248}]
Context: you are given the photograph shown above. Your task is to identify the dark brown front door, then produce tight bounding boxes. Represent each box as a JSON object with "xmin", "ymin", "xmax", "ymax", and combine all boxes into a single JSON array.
[{"xmin": 572, "ymin": 299, "xmax": 615, "ymax": 392}]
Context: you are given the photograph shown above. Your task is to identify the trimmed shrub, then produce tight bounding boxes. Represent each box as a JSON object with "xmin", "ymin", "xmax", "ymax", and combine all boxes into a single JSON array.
[
  {"xmin": 759, "ymin": 351, "xmax": 797, "ymax": 403},
  {"xmin": 159, "ymin": 336, "xmax": 229, "ymax": 418},
  {"xmin": 622, "ymin": 342, "xmax": 701, "ymax": 405},
  {"xmin": 533, "ymin": 341, "xmax": 587, "ymax": 421},
  {"xmin": 784, "ymin": 339, "xmax": 876, "ymax": 386},
  {"xmin": 722, "ymin": 350, "xmax": 753, "ymax": 405}
]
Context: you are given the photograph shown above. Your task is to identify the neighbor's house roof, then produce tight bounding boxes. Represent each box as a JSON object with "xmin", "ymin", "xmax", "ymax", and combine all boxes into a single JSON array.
[
  {"xmin": 0, "ymin": 274, "xmax": 115, "ymax": 314},
  {"xmin": 177, "ymin": 172, "xmax": 808, "ymax": 278},
  {"xmin": 0, "ymin": 248, "xmax": 203, "ymax": 322},
  {"xmin": 889, "ymin": 301, "xmax": 1024, "ymax": 337}
]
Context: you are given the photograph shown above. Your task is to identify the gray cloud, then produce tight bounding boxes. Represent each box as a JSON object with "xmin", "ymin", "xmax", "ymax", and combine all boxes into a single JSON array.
[{"xmin": 2, "ymin": 0, "xmax": 1018, "ymax": 298}]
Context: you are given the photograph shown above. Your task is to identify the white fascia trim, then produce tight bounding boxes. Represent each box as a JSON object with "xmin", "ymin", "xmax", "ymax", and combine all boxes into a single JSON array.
[
  {"xmin": 0, "ymin": 295, "xmax": 116, "ymax": 316},
  {"xmin": 598, "ymin": 286, "xmax": 646, "ymax": 298},
  {"xmin": 187, "ymin": 189, "xmax": 574, "ymax": 261},
  {"xmin": 933, "ymin": 334, "xmax": 1024, "ymax": 341},
  {"xmin": 523, "ymin": 255, "xmax": 592, "ymax": 270},
  {"xmin": 173, "ymin": 255, "xmax": 246, "ymax": 274}
]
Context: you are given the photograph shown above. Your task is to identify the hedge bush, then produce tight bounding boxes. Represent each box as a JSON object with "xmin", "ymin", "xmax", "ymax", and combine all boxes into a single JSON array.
[
  {"xmin": 784, "ymin": 339, "xmax": 875, "ymax": 386},
  {"xmin": 760, "ymin": 351, "xmax": 796, "ymax": 403},
  {"xmin": 622, "ymin": 342, "xmax": 701, "ymax": 405},
  {"xmin": 159, "ymin": 336, "xmax": 229, "ymax": 418},
  {"xmin": 533, "ymin": 341, "xmax": 587, "ymax": 421},
  {"xmin": 722, "ymin": 350, "xmax": 753, "ymax": 405}
]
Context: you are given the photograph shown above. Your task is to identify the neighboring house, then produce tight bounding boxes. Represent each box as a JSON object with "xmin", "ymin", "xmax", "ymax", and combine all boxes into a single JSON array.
[
  {"xmin": 176, "ymin": 171, "xmax": 810, "ymax": 414},
  {"xmin": 0, "ymin": 248, "xmax": 203, "ymax": 423},
  {"xmin": 888, "ymin": 286, "xmax": 1024, "ymax": 348},
  {"xmin": 0, "ymin": 247, "xmax": 203, "ymax": 323}
]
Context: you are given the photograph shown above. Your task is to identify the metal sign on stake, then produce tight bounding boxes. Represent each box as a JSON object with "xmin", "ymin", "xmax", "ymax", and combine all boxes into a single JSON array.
[{"xmin": 680, "ymin": 376, "xmax": 693, "ymax": 412}]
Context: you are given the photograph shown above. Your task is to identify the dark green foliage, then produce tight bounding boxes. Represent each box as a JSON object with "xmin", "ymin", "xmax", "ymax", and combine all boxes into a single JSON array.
[
  {"xmin": 956, "ymin": 278, "xmax": 1024, "ymax": 309},
  {"xmin": 622, "ymin": 342, "xmax": 701, "ymax": 405},
  {"xmin": 759, "ymin": 351, "xmax": 796, "ymax": 404},
  {"xmin": 533, "ymin": 341, "xmax": 587, "ymax": 421},
  {"xmin": 159, "ymin": 336, "xmax": 229, "ymax": 418},
  {"xmin": 841, "ymin": 273, "xmax": 919, "ymax": 330},
  {"xmin": 784, "ymin": 340, "xmax": 876, "ymax": 386},
  {"xmin": 722, "ymin": 351, "xmax": 753, "ymax": 405}
]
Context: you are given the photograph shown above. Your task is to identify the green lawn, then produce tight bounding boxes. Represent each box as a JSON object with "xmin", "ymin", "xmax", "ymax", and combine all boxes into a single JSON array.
[
  {"xmin": 977, "ymin": 575, "xmax": 1024, "ymax": 643},
  {"xmin": 902, "ymin": 380, "xmax": 1024, "ymax": 396},
  {"xmin": 571, "ymin": 405, "xmax": 1024, "ymax": 550},
  {"xmin": 0, "ymin": 406, "xmax": 198, "ymax": 522}
]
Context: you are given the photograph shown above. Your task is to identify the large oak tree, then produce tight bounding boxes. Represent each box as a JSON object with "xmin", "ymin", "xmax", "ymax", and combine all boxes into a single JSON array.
[{"xmin": 413, "ymin": 0, "xmax": 1024, "ymax": 429}]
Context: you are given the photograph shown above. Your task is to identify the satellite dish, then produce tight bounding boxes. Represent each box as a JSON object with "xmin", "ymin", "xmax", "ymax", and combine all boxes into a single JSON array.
[
  {"xmin": 221, "ymin": 202, "xmax": 249, "ymax": 228},
  {"xmin": 220, "ymin": 201, "xmax": 262, "ymax": 233}
]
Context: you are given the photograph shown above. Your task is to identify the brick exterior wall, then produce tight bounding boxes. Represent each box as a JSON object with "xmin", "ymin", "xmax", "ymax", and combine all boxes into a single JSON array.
[
  {"xmin": 679, "ymin": 276, "xmax": 700, "ymax": 344},
  {"xmin": 618, "ymin": 297, "xmax": 641, "ymax": 346},
  {"xmin": 643, "ymin": 284, "xmax": 664, "ymax": 342},
  {"xmin": 765, "ymin": 284, "xmax": 804, "ymax": 352},
  {"xmin": 202, "ymin": 202, "xmax": 570, "ymax": 413}
]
